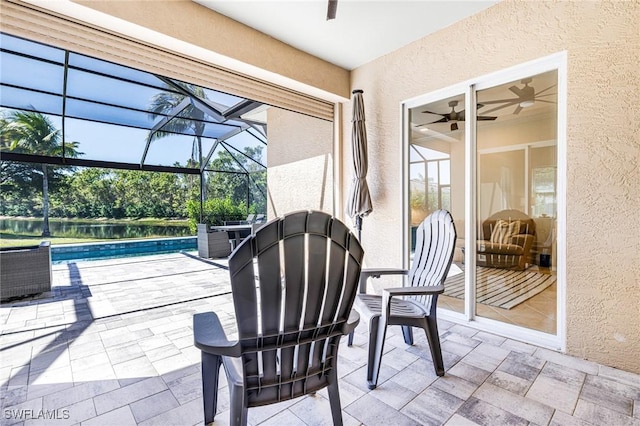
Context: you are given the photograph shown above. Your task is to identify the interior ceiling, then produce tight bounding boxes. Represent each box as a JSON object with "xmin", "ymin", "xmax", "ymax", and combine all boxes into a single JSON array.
[
  {"xmin": 194, "ymin": 0, "xmax": 500, "ymax": 70},
  {"xmin": 410, "ymin": 70, "xmax": 558, "ymax": 139}
]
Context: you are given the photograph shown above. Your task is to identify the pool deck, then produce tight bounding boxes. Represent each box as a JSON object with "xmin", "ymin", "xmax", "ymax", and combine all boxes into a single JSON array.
[{"xmin": 1, "ymin": 252, "xmax": 639, "ymax": 425}]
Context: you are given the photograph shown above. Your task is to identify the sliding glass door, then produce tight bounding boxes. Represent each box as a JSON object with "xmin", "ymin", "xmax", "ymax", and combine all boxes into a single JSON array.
[
  {"xmin": 475, "ymin": 70, "xmax": 558, "ymax": 334},
  {"xmin": 403, "ymin": 55, "xmax": 565, "ymax": 347}
]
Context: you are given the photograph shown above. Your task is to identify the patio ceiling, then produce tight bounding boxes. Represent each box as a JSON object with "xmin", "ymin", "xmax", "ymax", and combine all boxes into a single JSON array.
[
  {"xmin": 196, "ymin": 0, "xmax": 500, "ymax": 70},
  {"xmin": 0, "ymin": 33, "xmax": 267, "ymax": 176}
]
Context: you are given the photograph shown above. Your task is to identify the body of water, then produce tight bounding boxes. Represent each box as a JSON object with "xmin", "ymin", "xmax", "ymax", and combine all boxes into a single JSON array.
[{"xmin": 0, "ymin": 218, "xmax": 191, "ymax": 239}]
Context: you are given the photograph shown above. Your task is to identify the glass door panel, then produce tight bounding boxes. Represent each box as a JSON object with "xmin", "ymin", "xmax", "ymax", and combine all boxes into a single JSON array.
[
  {"xmin": 475, "ymin": 70, "xmax": 558, "ymax": 334},
  {"xmin": 409, "ymin": 94, "xmax": 466, "ymax": 314}
]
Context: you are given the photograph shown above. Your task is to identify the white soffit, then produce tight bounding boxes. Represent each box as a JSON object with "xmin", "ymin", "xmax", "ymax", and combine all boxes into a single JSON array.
[{"xmin": 195, "ymin": 0, "xmax": 500, "ymax": 70}]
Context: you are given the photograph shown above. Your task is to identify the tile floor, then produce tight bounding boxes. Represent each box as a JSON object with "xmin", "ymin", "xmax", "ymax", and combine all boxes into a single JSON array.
[{"xmin": 1, "ymin": 252, "xmax": 639, "ymax": 425}]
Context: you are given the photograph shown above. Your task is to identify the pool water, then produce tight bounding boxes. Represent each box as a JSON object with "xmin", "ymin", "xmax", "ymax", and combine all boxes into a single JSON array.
[{"xmin": 51, "ymin": 236, "xmax": 197, "ymax": 263}]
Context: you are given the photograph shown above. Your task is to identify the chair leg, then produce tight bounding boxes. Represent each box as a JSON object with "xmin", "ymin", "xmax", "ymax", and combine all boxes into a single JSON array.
[
  {"xmin": 347, "ymin": 330, "xmax": 354, "ymax": 346},
  {"xmin": 201, "ymin": 352, "xmax": 222, "ymax": 424},
  {"xmin": 228, "ymin": 378, "xmax": 248, "ymax": 426},
  {"xmin": 327, "ymin": 367, "xmax": 344, "ymax": 426},
  {"xmin": 423, "ymin": 316, "xmax": 445, "ymax": 376},
  {"xmin": 366, "ymin": 314, "xmax": 388, "ymax": 389},
  {"xmin": 401, "ymin": 325, "xmax": 413, "ymax": 345}
]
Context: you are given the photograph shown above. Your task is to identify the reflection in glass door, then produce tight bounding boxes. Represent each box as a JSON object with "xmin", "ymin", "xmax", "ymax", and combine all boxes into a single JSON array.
[
  {"xmin": 409, "ymin": 94, "xmax": 466, "ymax": 314},
  {"xmin": 404, "ymin": 56, "xmax": 565, "ymax": 345},
  {"xmin": 475, "ymin": 70, "xmax": 558, "ymax": 334}
]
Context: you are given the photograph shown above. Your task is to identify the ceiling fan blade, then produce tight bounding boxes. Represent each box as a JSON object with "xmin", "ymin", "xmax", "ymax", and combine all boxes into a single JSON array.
[
  {"xmin": 327, "ymin": 0, "xmax": 338, "ymax": 20},
  {"xmin": 513, "ymin": 105, "xmax": 523, "ymax": 115},
  {"xmin": 535, "ymin": 84, "xmax": 557, "ymax": 96},
  {"xmin": 419, "ymin": 117, "xmax": 448, "ymax": 126},
  {"xmin": 482, "ymin": 101, "xmax": 520, "ymax": 115},
  {"xmin": 509, "ymin": 85, "xmax": 524, "ymax": 97},
  {"xmin": 535, "ymin": 99, "xmax": 557, "ymax": 104},
  {"xmin": 420, "ymin": 111, "xmax": 450, "ymax": 123},
  {"xmin": 478, "ymin": 98, "xmax": 520, "ymax": 105},
  {"xmin": 477, "ymin": 115, "xmax": 497, "ymax": 121}
]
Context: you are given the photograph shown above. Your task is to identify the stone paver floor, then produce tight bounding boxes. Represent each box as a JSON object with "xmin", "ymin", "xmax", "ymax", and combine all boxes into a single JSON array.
[{"xmin": 1, "ymin": 252, "xmax": 639, "ymax": 425}]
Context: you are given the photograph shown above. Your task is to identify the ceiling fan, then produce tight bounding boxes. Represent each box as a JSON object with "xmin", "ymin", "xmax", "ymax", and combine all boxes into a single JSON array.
[
  {"xmin": 327, "ymin": 0, "xmax": 338, "ymax": 20},
  {"xmin": 420, "ymin": 100, "xmax": 497, "ymax": 131},
  {"xmin": 480, "ymin": 78, "xmax": 556, "ymax": 115}
]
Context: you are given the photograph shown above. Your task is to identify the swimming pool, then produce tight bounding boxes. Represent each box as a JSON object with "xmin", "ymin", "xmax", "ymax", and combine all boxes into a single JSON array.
[{"xmin": 51, "ymin": 236, "xmax": 197, "ymax": 263}]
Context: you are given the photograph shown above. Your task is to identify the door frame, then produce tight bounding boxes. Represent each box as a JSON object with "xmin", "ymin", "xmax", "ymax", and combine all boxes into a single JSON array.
[{"xmin": 401, "ymin": 51, "xmax": 567, "ymax": 351}]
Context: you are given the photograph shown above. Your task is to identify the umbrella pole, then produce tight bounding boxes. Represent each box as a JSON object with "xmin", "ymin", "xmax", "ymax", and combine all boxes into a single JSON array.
[{"xmin": 356, "ymin": 215, "xmax": 362, "ymax": 241}]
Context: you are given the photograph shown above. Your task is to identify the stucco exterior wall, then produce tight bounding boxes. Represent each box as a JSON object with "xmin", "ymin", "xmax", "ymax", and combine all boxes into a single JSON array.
[
  {"xmin": 267, "ymin": 108, "xmax": 334, "ymax": 218},
  {"xmin": 346, "ymin": 0, "xmax": 640, "ymax": 373}
]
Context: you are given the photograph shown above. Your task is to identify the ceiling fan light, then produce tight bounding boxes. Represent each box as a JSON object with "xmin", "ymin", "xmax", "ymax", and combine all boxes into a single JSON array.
[{"xmin": 519, "ymin": 99, "xmax": 535, "ymax": 108}]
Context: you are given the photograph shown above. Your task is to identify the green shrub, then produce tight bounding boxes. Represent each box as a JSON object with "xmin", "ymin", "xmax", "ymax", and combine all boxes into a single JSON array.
[{"xmin": 186, "ymin": 198, "xmax": 248, "ymax": 232}]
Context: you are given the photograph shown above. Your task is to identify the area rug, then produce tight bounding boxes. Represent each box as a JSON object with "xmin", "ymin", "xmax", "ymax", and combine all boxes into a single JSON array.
[{"xmin": 443, "ymin": 265, "xmax": 556, "ymax": 310}]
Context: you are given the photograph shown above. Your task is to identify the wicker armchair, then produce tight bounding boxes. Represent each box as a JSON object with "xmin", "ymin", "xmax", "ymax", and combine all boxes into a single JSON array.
[{"xmin": 0, "ymin": 241, "xmax": 52, "ymax": 300}]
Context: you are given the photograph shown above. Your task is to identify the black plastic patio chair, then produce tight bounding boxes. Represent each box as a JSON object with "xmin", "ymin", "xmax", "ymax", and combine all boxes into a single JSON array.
[
  {"xmin": 349, "ymin": 209, "xmax": 457, "ymax": 389},
  {"xmin": 194, "ymin": 210, "xmax": 364, "ymax": 425}
]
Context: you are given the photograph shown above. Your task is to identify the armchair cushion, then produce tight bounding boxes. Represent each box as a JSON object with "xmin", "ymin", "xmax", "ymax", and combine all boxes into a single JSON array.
[
  {"xmin": 490, "ymin": 219, "xmax": 521, "ymax": 244},
  {"xmin": 478, "ymin": 241, "xmax": 525, "ymax": 256}
]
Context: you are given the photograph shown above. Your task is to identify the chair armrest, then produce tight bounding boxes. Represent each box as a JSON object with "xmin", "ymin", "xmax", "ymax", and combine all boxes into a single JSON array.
[
  {"xmin": 343, "ymin": 310, "xmax": 360, "ymax": 334},
  {"xmin": 359, "ymin": 268, "xmax": 409, "ymax": 293},
  {"xmin": 383, "ymin": 285, "xmax": 445, "ymax": 297},
  {"xmin": 380, "ymin": 286, "xmax": 445, "ymax": 319},
  {"xmin": 193, "ymin": 312, "xmax": 241, "ymax": 357}
]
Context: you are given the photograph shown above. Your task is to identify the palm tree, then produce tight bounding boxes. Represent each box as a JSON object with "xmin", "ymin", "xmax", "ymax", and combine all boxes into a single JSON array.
[
  {"xmin": 147, "ymin": 83, "xmax": 206, "ymax": 166},
  {"xmin": 3, "ymin": 111, "xmax": 81, "ymax": 236}
]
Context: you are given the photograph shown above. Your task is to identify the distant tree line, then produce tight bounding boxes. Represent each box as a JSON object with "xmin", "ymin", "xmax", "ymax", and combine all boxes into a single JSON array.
[
  {"xmin": 1, "ymin": 167, "xmax": 187, "ymax": 219},
  {"xmin": 1, "ymin": 162, "xmax": 265, "ymax": 220}
]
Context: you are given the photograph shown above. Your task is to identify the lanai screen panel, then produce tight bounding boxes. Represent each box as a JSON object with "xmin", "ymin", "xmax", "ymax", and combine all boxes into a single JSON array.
[{"xmin": 0, "ymin": 33, "xmax": 267, "ymax": 175}]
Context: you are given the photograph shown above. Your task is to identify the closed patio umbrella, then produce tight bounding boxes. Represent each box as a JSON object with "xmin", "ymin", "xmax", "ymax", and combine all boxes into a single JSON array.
[{"xmin": 346, "ymin": 89, "xmax": 373, "ymax": 240}]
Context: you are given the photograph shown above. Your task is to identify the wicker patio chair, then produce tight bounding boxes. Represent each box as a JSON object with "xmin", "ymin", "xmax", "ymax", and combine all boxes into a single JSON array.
[
  {"xmin": 193, "ymin": 210, "xmax": 364, "ymax": 425},
  {"xmin": 0, "ymin": 241, "xmax": 52, "ymax": 300}
]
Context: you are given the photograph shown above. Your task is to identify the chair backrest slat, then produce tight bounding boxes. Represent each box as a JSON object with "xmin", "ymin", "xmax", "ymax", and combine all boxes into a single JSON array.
[
  {"xmin": 408, "ymin": 210, "xmax": 457, "ymax": 310},
  {"xmin": 228, "ymin": 210, "xmax": 364, "ymax": 406}
]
